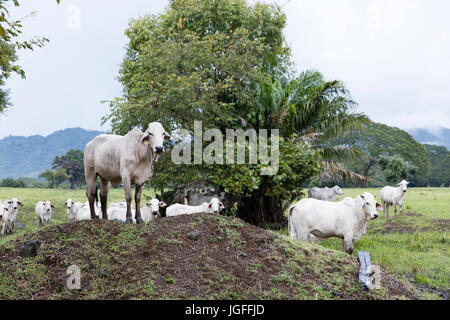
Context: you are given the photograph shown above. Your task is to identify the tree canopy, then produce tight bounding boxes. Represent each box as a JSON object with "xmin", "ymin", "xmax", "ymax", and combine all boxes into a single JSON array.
[{"xmin": 106, "ymin": 0, "xmax": 370, "ymax": 226}]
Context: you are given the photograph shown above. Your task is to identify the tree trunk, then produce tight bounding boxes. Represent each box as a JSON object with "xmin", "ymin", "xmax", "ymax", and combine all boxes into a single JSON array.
[{"xmin": 236, "ymin": 193, "xmax": 287, "ymax": 228}]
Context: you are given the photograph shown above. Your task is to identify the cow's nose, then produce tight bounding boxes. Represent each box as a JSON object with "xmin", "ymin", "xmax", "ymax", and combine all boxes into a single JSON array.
[
  {"xmin": 14, "ymin": 207, "xmax": 17, "ymax": 210},
  {"xmin": 213, "ymin": 210, "xmax": 218, "ymax": 214},
  {"xmin": 403, "ymin": 190, "xmax": 406, "ymax": 193},
  {"xmin": 374, "ymin": 214, "xmax": 379, "ymax": 218},
  {"xmin": 155, "ymin": 146, "xmax": 164, "ymax": 153},
  {"xmin": 152, "ymin": 211, "xmax": 158, "ymax": 215}
]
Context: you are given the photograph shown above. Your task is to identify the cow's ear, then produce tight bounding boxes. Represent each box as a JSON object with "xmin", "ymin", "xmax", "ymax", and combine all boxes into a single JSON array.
[
  {"xmin": 376, "ymin": 203, "xmax": 382, "ymax": 209},
  {"xmin": 141, "ymin": 132, "xmax": 151, "ymax": 146},
  {"xmin": 18, "ymin": 201, "xmax": 23, "ymax": 207},
  {"xmin": 219, "ymin": 201, "xmax": 225, "ymax": 209},
  {"xmin": 145, "ymin": 202, "xmax": 151, "ymax": 207},
  {"xmin": 51, "ymin": 203, "xmax": 55, "ymax": 209},
  {"xmin": 360, "ymin": 195, "xmax": 364, "ymax": 199},
  {"xmin": 159, "ymin": 201, "xmax": 167, "ymax": 207},
  {"xmin": 64, "ymin": 201, "xmax": 67, "ymax": 205},
  {"xmin": 395, "ymin": 183, "xmax": 400, "ymax": 187},
  {"xmin": 164, "ymin": 131, "xmax": 171, "ymax": 141}
]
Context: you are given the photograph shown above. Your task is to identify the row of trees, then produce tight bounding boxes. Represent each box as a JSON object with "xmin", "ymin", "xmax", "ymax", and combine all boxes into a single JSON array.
[{"xmin": 38, "ymin": 149, "xmax": 85, "ymax": 189}]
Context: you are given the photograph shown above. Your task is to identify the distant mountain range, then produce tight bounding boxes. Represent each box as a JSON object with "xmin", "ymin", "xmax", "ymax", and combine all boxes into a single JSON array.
[
  {"xmin": 407, "ymin": 127, "xmax": 450, "ymax": 150},
  {"xmin": 0, "ymin": 128, "xmax": 103, "ymax": 179}
]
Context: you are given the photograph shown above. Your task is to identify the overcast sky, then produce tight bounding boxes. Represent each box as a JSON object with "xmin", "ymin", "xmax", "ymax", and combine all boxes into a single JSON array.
[{"xmin": 0, "ymin": 0, "xmax": 449, "ymax": 138}]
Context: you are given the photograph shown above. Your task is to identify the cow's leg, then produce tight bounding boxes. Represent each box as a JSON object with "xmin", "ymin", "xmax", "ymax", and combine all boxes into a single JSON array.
[
  {"xmin": 85, "ymin": 173, "xmax": 98, "ymax": 220},
  {"xmin": 382, "ymin": 202, "xmax": 386, "ymax": 218},
  {"xmin": 399, "ymin": 199, "xmax": 404, "ymax": 214},
  {"xmin": 134, "ymin": 184, "xmax": 144, "ymax": 224},
  {"xmin": 123, "ymin": 177, "xmax": 133, "ymax": 224},
  {"xmin": 342, "ymin": 236, "xmax": 353, "ymax": 254},
  {"xmin": 100, "ymin": 177, "xmax": 109, "ymax": 219},
  {"xmin": 385, "ymin": 203, "xmax": 390, "ymax": 220},
  {"xmin": 393, "ymin": 202, "xmax": 397, "ymax": 216}
]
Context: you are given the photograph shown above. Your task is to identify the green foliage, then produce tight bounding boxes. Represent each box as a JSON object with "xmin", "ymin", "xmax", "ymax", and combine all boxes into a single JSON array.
[
  {"xmin": 378, "ymin": 155, "xmax": 418, "ymax": 184},
  {"xmin": 0, "ymin": 177, "xmax": 25, "ymax": 188},
  {"xmin": 52, "ymin": 149, "xmax": 85, "ymax": 189},
  {"xmin": 0, "ymin": 0, "xmax": 50, "ymax": 112},
  {"xmin": 336, "ymin": 122, "xmax": 431, "ymax": 186},
  {"xmin": 38, "ymin": 168, "xmax": 69, "ymax": 189},
  {"xmin": 423, "ymin": 144, "xmax": 450, "ymax": 187},
  {"xmin": 103, "ymin": 0, "xmax": 288, "ymax": 134}
]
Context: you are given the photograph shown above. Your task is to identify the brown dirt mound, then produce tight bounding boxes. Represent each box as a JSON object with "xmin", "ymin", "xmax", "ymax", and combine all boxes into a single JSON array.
[
  {"xmin": 373, "ymin": 212, "xmax": 450, "ymax": 234},
  {"xmin": 0, "ymin": 214, "xmax": 418, "ymax": 300}
]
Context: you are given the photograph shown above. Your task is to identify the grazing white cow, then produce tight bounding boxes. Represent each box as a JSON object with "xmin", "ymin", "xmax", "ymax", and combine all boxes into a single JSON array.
[
  {"xmin": 308, "ymin": 185, "xmax": 344, "ymax": 201},
  {"xmin": 141, "ymin": 198, "xmax": 166, "ymax": 222},
  {"xmin": 5, "ymin": 198, "xmax": 23, "ymax": 235},
  {"xmin": 380, "ymin": 180, "xmax": 409, "ymax": 219},
  {"xmin": 84, "ymin": 122, "xmax": 170, "ymax": 224},
  {"xmin": 0, "ymin": 200, "xmax": 13, "ymax": 236},
  {"xmin": 35, "ymin": 200, "xmax": 55, "ymax": 225},
  {"xmin": 166, "ymin": 197, "xmax": 224, "ymax": 217},
  {"xmin": 288, "ymin": 192, "xmax": 381, "ymax": 254},
  {"xmin": 65, "ymin": 199, "xmax": 83, "ymax": 221}
]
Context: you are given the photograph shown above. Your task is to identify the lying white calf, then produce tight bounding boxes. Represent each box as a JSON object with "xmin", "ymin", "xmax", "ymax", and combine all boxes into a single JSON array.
[
  {"xmin": 141, "ymin": 198, "xmax": 166, "ymax": 222},
  {"xmin": 166, "ymin": 197, "xmax": 224, "ymax": 217},
  {"xmin": 35, "ymin": 200, "xmax": 55, "ymax": 225},
  {"xmin": 65, "ymin": 199, "xmax": 84, "ymax": 221},
  {"xmin": 108, "ymin": 200, "xmax": 134, "ymax": 210},
  {"xmin": 76, "ymin": 201, "xmax": 101, "ymax": 220},
  {"xmin": 107, "ymin": 198, "xmax": 165, "ymax": 223},
  {"xmin": 288, "ymin": 192, "xmax": 381, "ymax": 254}
]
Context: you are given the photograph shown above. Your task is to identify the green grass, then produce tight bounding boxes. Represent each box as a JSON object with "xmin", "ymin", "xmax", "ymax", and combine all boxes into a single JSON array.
[
  {"xmin": 0, "ymin": 187, "xmax": 156, "ymax": 246},
  {"xmin": 280, "ymin": 187, "xmax": 450, "ymax": 290}
]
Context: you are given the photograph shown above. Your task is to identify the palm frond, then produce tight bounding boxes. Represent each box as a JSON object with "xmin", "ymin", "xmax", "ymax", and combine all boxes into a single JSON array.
[{"xmin": 320, "ymin": 161, "xmax": 367, "ymax": 184}]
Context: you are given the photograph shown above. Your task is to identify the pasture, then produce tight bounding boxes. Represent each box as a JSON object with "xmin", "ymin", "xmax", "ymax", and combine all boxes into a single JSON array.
[
  {"xmin": 0, "ymin": 187, "xmax": 448, "ymax": 299},
  {"xmin": 284, "ymin": 187, "xmax": 450, "ymax": 293}
]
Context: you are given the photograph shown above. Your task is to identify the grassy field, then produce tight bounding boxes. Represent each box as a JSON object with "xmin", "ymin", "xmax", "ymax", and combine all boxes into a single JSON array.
[
  {"xmin": 282, "ymin": 188, "xmax": 450, "ymax": 291},
  {"xmin": 0, "ymin": 187, "xmax": 448, "ymax": 298}
]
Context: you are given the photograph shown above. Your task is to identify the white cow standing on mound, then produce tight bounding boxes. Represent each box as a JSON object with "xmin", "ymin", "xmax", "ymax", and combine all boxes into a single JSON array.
[
  {"xmin": 288, "ymin": 192, "xmax": 381, "ymax": 254},
  {"xmin": 380, "ymin": 180, "xmax": 409, "ymax": 219},
  {"xmin": 84, "ymin": 122, "xmax": 171, "ymax": 224}
]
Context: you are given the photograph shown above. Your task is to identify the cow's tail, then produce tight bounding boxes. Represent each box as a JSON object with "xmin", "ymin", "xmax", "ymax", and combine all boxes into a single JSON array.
[{"xmin": 288, "ymin": 205, "xmax": 295, "ymax": 239}]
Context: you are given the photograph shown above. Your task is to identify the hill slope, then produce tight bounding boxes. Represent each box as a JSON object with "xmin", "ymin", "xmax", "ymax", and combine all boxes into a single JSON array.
[
  {"xmin": 407, "ymin": 127, "xmax": 450, "ymax": 150},
  {"xmin": 0, "ymin": 128, "xmax": 103, "ymax": 179},
  {"xmin": 0, "ymin": 214, "xmax": 418, "ymax": 300}
]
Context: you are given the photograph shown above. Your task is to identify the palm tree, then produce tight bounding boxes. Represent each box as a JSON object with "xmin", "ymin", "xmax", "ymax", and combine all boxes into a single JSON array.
[{"xmin": 252, "ymin": 69, "xmax": 369, "ymax": 184}]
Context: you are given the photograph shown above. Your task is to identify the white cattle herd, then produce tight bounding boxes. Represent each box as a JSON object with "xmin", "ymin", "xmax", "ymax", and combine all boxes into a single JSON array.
[{"xmin": 0, "ymin": 122, "xmax": 413, "ymax": 254}]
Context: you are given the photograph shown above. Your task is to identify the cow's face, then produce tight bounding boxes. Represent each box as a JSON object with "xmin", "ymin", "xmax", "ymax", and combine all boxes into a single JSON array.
[
  {"xmin": 208, "ymin": 198, "xmax": 225, "ymax": 214},
  {"xmin": 65, "ymin": 199, "xmax": 75, "ymax": 210},
  {"xmin": 146, "ymin": 198, "xmax": 166, "ymax": 216},
  {"xmin": 143, "ymin": 122, "xmax": 171, "ymax": 154},
  {"xmin": 333, "ymin": 185, "xmax": 344, "ymax": 195},
  {"xmin": 11, "ymin": 198, "xmax": 22, "ymax": 211},
  {"xmin": 42, "ymin": 201, "xmax": 54, "ymax": 213},
  {"xmin": 360, "ymin": 193, "xmax": 380, "ymax": 220},
  {"xmin": 395, "ymin": 180, "xmax": 409, "ymax": 193}
]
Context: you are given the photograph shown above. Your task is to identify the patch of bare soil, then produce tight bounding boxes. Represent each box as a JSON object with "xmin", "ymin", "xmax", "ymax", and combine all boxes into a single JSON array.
[{"xmin": 0, "ymin": 214, "xmax": 418, "ymax": 300}]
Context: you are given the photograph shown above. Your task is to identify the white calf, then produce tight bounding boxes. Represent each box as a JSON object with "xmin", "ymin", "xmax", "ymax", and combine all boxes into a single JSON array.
[
  {"xmin": 65, "ymin": 199, "xmax": 83, "ymax": 221},
  {"xmin": 166, "ymin": 197, "xmax": 224, "ymax": 217},
  {"xmin": 141, "ymin": 198, "xmax": 166, "ymax": 222},
  {"xmin": 35, "ymin": 200, "xmax": 54, "ymax": 225},
  {"xmin": 5, "ymin": 198, "xmax": 23, "ymax": 235},
  {"xmin": 380, "ymin": 180, "xmax": 409, "ymax": 219},
  {"xmin": 0, "ymin": 200, "xmax": 13, "ymax": 236}
]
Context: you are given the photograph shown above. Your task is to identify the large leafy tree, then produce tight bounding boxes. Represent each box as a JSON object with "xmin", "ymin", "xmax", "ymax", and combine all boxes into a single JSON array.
[
  {"xmin": 52, "ymin": 149, "xmax": 85, "ymax": 189},
  {"xmin": 424, "ymin": 144, "xmax": 450, "ymax": 187},
  {"xmin": 0, "ymin": 0, "xmax": 51, "ymax": 112},
  {"xmin": 39, "ymin": 167, "xmax": 69, "ymax": 189},
  {"xmin": 106, "ymin": 0, "xmax": 366, "ymax": 226},
  {"xmin": 336, "ymin": 122, "xmax": 431, "ymax": 186}
]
